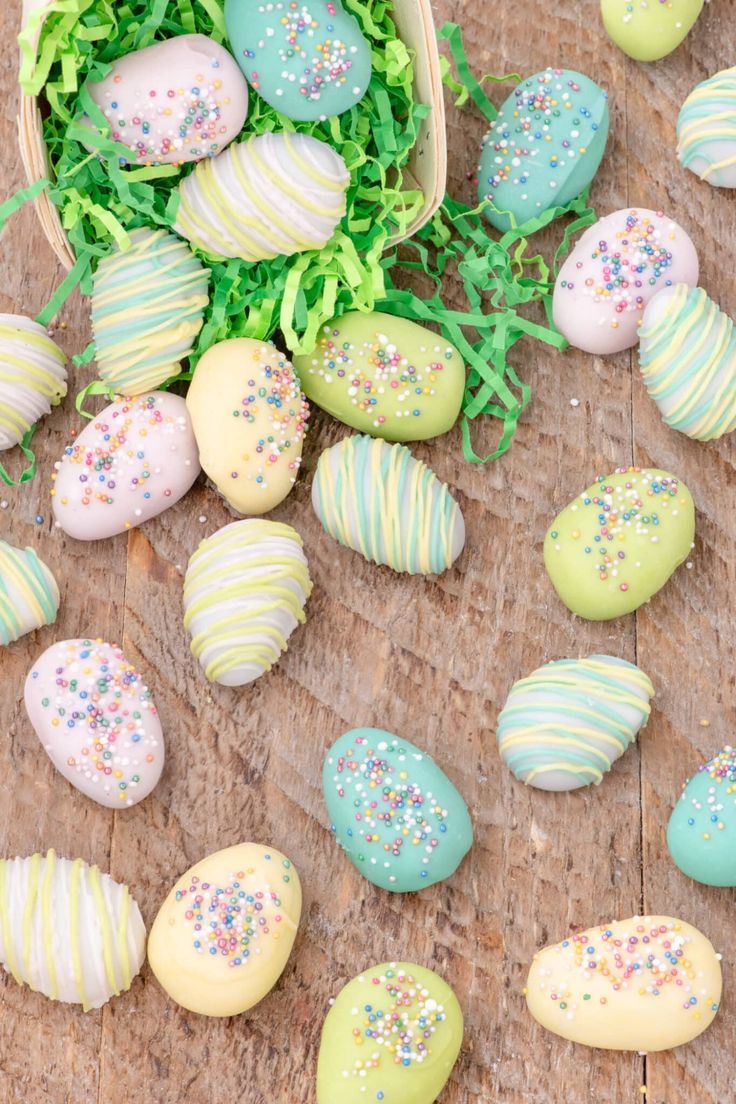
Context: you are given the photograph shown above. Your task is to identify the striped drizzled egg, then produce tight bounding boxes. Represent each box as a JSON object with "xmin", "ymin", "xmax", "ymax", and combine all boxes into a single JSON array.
[
  {"xmin": 677, "ymin": 66, "xmax": 736, "ymax": 189},
  {"xmin": 0, "ymin": 541, "xmax": 59, "ymax": 645},
  {"xmin": 0, "ymin": 850, "xmax": 146, "ymax": 1010},
  {"xmin": 496, "ymin": 654, "xmax": 654, "ymax": 791},
  {"xmin": 0, "ymin": 314, "xmax": 66, "ymax": 450}
]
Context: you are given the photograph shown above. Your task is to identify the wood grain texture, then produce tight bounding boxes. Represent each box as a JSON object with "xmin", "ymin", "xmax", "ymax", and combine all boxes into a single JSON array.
[{"xmin": 1, "ymin": 1, "xmax": 735, "ymax": 1101}]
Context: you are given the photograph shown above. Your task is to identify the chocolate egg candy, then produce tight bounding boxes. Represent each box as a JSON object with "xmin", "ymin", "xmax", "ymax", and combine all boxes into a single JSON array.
[
  {"xmin": 51, "ymin": 392, "xmax": 200, "ymax": 541},
  {"xmin": 601, "ymin": 0, "xmax": 704, "ymax": 62},
  {"xmin": 639, "ymin": 284, "xmax": 736, "ymax": 441},
  {"xmin": 317, "ymin": 962, "xmax": 464, "ymax": 1104},
  {"xmin": 174, "ymin": 132, "xmax": 349, "ymax": 261},
  {"xmin": 91, "ymin": 228, "xmax": 209, "ymax": 396},
  {"xmin": 293, "ymin": 312, "xmax": 465, "ymax": 441},
  {"xmin": 668, "ymin": 746, "xmax": 736, "ymax": 886},
  {"xmin": 527, "ymin": 914, "xmax": 722, "ymax": 1050},
  {"xmin": 478, "ymin": 68, "xmax": 609, "ymax": 232},
  {"xmin": 148, "ymin": 842, "xmax": 301, "ymax": 1016},
  {"xmin": 184, "ymin": 519, "xmax": 313, "ymax": 686},
  {"xmin": 0, "ymin": 314, "xmax": 66, "ymax": 450},
  {"xmin": 497, "ymin": 655, "xmax": 654, "ymax": 790},
  {"xmin": 544, "ymin": 467, "xmax": 695, "ymax": 620},
  {"xmin": 0, "ymin": 849, "xmax": 146, "ymax": 1010},
  {"xmin": 25, "ymin": 638, "xmax": 164, "ymax": 809},
  {"xmin": 553, "ymin": 208, "xmax": 699, "ymax": 355},
  {"xmin": 678, "ymin": 67, "xmax": 736, "ymax": 188},
  {"xmin": 225, "ymin": 0, "xmax": 371, "ymax": 122},
  {"xmin": 0, "ymin": 541, "xmax": 59, "ymax": 645},
  {"xmin": 84, "ymin": 34, "xmax": 248, "ymax": 166},
  {"xmin": 186, "ymin": 338, "xmax": 309, "ymax": 515},
  {"xmin": 323, "ymin": 728, "xmax": 472, "ymax": 892},
  {"xmin": 312, "ymin": 435, "xmax": 465, "ymax": 574}
]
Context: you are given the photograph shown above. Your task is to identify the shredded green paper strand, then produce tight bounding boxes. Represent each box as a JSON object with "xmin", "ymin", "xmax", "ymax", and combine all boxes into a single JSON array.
[{"xmin": 9, "ymin": 4, "xmax": 598, "ymax": 473}]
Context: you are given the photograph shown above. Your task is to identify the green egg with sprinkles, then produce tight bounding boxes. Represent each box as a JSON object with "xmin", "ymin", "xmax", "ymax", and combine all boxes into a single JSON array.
[
  {"xmin": 478, "ymin": 67, "xmax": 609, "ymax": 232},
  {"xmin": 224, "ymin": 0, "xmax": 372, "ymax": 122},
  {"xmin": 293, "ymin": 312, "xmax": 465, "ymax": 441},
  {"xmin": 667, "ymin": 746, "xmax": 736, "ymax": 886},
  {"xmin": 544, "ymin": 467, "xmax": 695, "ymax": 620},
  {"xmin": 323, "ymin": 728, "xmax": 473, "ymax": 892},
  {"xmin": 317, "ymin": 961, "xmax": 464, "ymax": 1104}
]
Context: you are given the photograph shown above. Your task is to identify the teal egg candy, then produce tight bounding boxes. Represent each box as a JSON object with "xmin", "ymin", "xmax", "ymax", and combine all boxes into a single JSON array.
[
  {"xmin": 478, "ymin": 67, "xmax": 609, "ymax": 232},
  {"xmin": 667, "ymin": 746, "xmax": 736, "ymax": 886},
  {"xmin": 224, "ymin": 0, "xmax": 372, "ymax": 122},
  {"xmin": 323, "ymin": 728, "xmax": 473, "ymax": 892}
]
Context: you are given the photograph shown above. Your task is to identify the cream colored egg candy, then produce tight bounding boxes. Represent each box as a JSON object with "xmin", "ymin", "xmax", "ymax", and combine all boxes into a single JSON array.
[
  {"xmin": 526, "ymin": 914, "xmax": 722, "ymax": 1051},
  {"xmin": 0, "ymin": 541, "xmax": 59, "ymax": 645},
  {"xmin": 0, "ymin": 849, "xmax": 146, "ymax": 1010},
  {"xmin": 677, "ymin": 66, "xmax": 736, "ymax": 188},
  {"xmin": 148, "ymin": 842, "xmax": 301, "ymax": 1017},
  {"xmin": 0, "ymin": 314, "xmax": 67, "ymax": 451}
]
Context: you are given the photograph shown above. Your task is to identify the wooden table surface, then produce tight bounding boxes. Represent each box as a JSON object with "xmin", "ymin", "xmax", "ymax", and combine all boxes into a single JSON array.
[{"xmin": 1, "ymin": 1, "xmax": 735, "ymax": 1101}]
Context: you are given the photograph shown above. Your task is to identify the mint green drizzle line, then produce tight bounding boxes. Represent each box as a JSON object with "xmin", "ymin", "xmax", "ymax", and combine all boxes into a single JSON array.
[
  {"xmin": 0, "ymin": 541, "xmax": 58, "ymax": 645},
  {"xmin": 677, "ymin": 66, "xmax": 736, "ymax": 184}
]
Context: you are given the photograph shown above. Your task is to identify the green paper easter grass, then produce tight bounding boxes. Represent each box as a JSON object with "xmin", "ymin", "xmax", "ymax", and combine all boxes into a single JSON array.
[{"xmin": 13, "ymin": 7, "xmax": 597, "ymax": 466}]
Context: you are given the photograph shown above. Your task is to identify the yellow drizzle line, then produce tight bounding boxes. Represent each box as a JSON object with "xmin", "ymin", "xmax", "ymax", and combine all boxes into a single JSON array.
[
  {"xmin": 69, "ymin": 858, "xmax": 88, "ymax": 1010},
  {"xmin": 41, "ymin": 849, "xmax": 59, "ymax": 1000},
  {"xmin": 89, "ymin": 864, "xmax": 119, "ymax": 997},
  {"xmin": 0, "ymin": 859, "xmax": 22, "ymax": 985},
  {"xmin": 116, "ymin": 885, "xmax": 131, "ymax": 993},
  {"xmin": 22, "ymin": 851, "xmax": 41, "ymax": 980}
]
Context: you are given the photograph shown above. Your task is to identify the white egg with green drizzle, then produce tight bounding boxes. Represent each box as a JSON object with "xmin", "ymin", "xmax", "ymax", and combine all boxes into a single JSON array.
[
  {"xmin": 677, "ymin": 66, "xmax": 736, "ymax": 188},
  {"xmin": 0, "ymin": 314, "xmax": 66, "ymax": 450},
  {"xmin": 0, "ymin": 541, "xmax": 59, "ymax": 645}
]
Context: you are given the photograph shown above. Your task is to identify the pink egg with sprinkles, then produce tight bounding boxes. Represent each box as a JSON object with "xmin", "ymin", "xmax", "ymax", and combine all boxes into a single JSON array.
[
  {"xmin": 553, "ymin": 207, "xmax": 699, "ymax": 354},
  {"xmin": 24, "ymin": 638, "xmax": 165, "ymax": 809}
]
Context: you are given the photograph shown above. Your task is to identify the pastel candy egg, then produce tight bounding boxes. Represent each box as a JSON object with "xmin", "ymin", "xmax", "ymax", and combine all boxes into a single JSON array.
[
  {"xmin": 225, "ymin": 0, "xmax": 371, "ymax": 122},
  {"xmin": 91, "ymin": 228, "xmax": 209, "ymax": 395},
  {"xmin": 84, "ymin": 34, "xmax": 248, "ymax": 166},
  {"xmin": 312, "ymin": 435, "xmax": 465, "ymax": 575},
  {"xmin": 174, "ymin": 131, "xmax": 349, "ymax": 261},
  {"xmin": 183, "ymin": 519, "xmax": 313, "ymax": 686},
  {"xmin": 148, "ymin": 842, "xmax": 301, "ymax": 1017},
  {"xmin": 317, "ymin": 961, "xmax": 463, "ymax": 1104},
  {"xmin": 0, "ymin": 849, "xmax": 146, "ymax": 1010},
  {"xmin": 0, "ymin": 314, "xmax": 66, "ymax": 450},
  {"xmin": 51, "ymin": 392, "xmax": 200, "ymax": 541},
  {"xmin": 639, "ymin": 284, "xmax": 736, "ymax": 441},
  {"xmin": 0, "ymin": 541, "xmax": 59, "ymax": 645},
  {"xmin": 497, "ymin": 655, "xmax": 654, "ymax": 791},
  {"xmin": 544, "ymin": 467, "xmax": 695, "ymax": 621},
  {"xmin": 24, "ymin": 638, "xmax": 164, "ymax": 809},
  {"xmin": 601, "ymin": 0, "xmax": 704, "ymax": 62},
  {"xmin": 293, "ymin": 312, "xmax": 465, "ymax": 441},
  {"xmin": 526, "ymin": 914, "xmax": 722, "ymax": 1050},
  {"xmin": 667, "ymin": 746, "xmax": 736, "ymax": 886},
  {"xmin": 553, "ymin": 208, "xmax": 699, "ymax": 354},
  {"xmin": 323, "ymin": 728, "xmax": 472, "ymax": 892},
  {"xmin": 478, "ymin": 68, "xmax": 609, "ymax": 232},
  {"xmin": 677, "ymin": 67, "xmax": 736, "ymax": 188}
]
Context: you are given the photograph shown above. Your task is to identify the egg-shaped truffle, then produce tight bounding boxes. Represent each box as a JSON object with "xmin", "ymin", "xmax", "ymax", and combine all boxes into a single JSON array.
[
  {"xmin": 148, "ymin": 842, "xmax": 301, "ymax": 1017},
  {"xmin": 0, "ymin": 541, "xmax": 59, "ymax": 645},
  {"xmin": 174, "ymin": 131, "xmax": 349, "ymax": 261},
  {"xmin": 478, "ymin": 68, "xmax": 609, "ymax": 232},
  {"xmin": 0, "ymin": 849, "xmax": 146, "ymax": 1010},
  {"xmin": 186, "ymin": 338, "xmax": 309, "ymax": 515},
  {"xmin": 312, "ymin": 435, "xmax": 465, "ymax": 575},
  {"xmin": 601, "ymin": 0, "xmax": 704, "ymax": 62},
  {"xmin": 183, "ymin": 519, "xmax": 312, "ymax": 686},
  {"xmin": 0, "ymin": 314, "xmax": 66, "ymax": 450},
  {"xmin": 553, "ymin": 208, "xmax": 699, "ymax": 354},
  {"xmin": 91, "ymin": 228, "xmax": 209, "ymax": 396},
  {"xmin": 677, "ymin": 66, "xmax": 736, "ymax": 188},
  {"xmin": 639, "ymin": 284, "xmax": 736, "ymax": 441},
  {"xmin": 667, "ymin": 746, "xmax": 736, "ymax": 886},
  {"xmin": 497, "ymin": 655, "xmax": 654, "ymax": 790},
  {"xmin": 84, "ymin": 34, "xmax": 248, "ymax": 166}
]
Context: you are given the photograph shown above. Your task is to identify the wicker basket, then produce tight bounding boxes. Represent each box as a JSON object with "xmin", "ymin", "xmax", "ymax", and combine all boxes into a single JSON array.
[{"xmin": 17, "ymin": 0, "xmax": 447, "ymax": 271}]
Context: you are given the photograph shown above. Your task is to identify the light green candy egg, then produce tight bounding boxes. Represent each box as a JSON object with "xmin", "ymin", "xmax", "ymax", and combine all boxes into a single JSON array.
[
  {"xmin": 601, "ymin": 0, "xmax": 704, "ymax": 62},
  {"xmin": 317, "ymin": 962, "xmax": 463, "ymax": 1104},
  {"xmin": 667, "ymin": 746, "xmax": 736, "ymax": 886},
  {"xmin": 323, "ymin": 728, "xmax": 472, "ymax": 892},
  {"xmin": 224, "ymin": 0, "xmax": 372, "ymax": 122},
  {"xmin": 544, "ymin": 467, "xmax": 694, "ymax": 620},
  {"xmin": 293, "ymin": 312, "xmax": 465, "ymax": 441}
]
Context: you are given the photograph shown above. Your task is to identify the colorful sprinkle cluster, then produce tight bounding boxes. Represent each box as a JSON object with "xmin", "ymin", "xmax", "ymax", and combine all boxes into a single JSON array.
[
  {"xmin": 558, "ymin": 210, "xmax": 677, "ymax": 320},
  {"xmin": 548, "ymin": 467, "xmax": 684, "ymax": 593},
  {"xmin": 51, "ymin": 394, "xmax": 193, "ymax": 526},
  {"xmin": 331, "ymin": 735, "xmax": 449, "ymax": 883},
  {"xmin": 29, "ymin": 639, "xmax": 160, "ymax": 806},
  {"xmin": 176, "ymin": 856, "xmax": 293, "ymax": 966},
  {"xmin": 684, "ymin": 746, "xmax": 736, "ymax": 839},
  {"xmin": 347, "ymin": 967, "xmax": 445, "ymax": 1077},
  {"xmin": 229, "ymin": 346, "xmax": 309, "ymax": 490}
]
